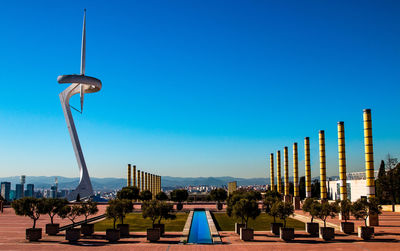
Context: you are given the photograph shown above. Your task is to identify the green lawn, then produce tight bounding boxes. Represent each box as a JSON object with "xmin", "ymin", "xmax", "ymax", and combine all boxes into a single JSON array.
[
  {"xmin": 94, "ymin": 212, "xmax": 188, "ymax": 232},
  {"xmin": 211, "ymin": 212, "xmax": 305, "ymax": 231}
]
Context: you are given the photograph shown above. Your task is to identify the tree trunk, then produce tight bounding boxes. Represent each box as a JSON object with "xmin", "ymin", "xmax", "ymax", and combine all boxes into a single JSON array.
[{"xmin": 33, "ymin": 219, "xmax": 36, "ymax": 229}]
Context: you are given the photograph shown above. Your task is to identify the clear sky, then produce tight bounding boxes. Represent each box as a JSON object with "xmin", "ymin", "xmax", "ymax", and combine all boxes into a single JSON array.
[{"xmin": 0, "ymin": 1, "xmax": 399, "ymax": 179}]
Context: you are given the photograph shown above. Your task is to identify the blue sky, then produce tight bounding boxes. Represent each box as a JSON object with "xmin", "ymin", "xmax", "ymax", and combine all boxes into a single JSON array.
[{"xmin": 0, "ymin": 1, "xmax": 399, "ymax": 179}]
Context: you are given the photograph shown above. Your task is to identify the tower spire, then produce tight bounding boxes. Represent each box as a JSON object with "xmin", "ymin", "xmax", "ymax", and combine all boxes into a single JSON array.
[{"xmin": 81, "ymin": 8, "xmax": 86, "ymax": 75}]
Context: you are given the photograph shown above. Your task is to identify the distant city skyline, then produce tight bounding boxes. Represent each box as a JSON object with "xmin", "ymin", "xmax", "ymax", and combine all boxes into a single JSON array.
[{"xmin": 0, "ymin": 1, "xmax": 399, "ymax": 179}]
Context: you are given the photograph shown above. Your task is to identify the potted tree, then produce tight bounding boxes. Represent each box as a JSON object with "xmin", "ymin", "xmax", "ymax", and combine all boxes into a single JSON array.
[
  {"xmin": 105, "ymin": 199, "xmax": 122, "ymax": 242},
  {"xmin": 264, "ymin": 191, "xmax": 282, "ymax": 235},
  {"xmin": 154, "ymin": 201, "xmax": 176, "ymax": 235},
  {"xmin": 276, "ymin": 201, "xmax": 295, "ymax": 241},
  {"xmin": 316, "ymin": 201, "xmax": 339, "ymax": 241},
  {"xmin": 42, "ymin": 198, "xmax": 68, "ymax": 236},
  {"xmin": 62, "ymin": 204, "xmax": 82, "ymax": 242},
  {"xmin": 155, "ymin": 191, "xmax": 169, "ymax": 201},
  {"xmin": 142, "ymin": 200, "xmax": 161, "ymax": 242},
  {"xmin": 233, "ymin": 198, "xmax": 260, "ymax": 241},
  {"xmin": 227, "ymin": 192, "xmax": 246, "ymax": 234},
  {"xmin": 339, "ymin": 199, "xmax": 354, "ymax": 234},
  {"xmin": 12, "ymin": 197, "xmax": 46, "ymax": 241},
  {"xmin": 170, "ymin": 189, "xmax": 188, "ymax": 211},
  {"xmin": 302, "ymin": 197, "xmax": 319, "ymax": 237},
  {"xmin": 80, "ymin": 200, "xmax": 98, "ymax": 236},
  {"xmin": 351, "ymin": 197, "xmax": 382, "ymax": 240},
  {"xmin": 116, "ymin": 199, "xmax": 133, "ymax": 237},
  {"xmin": 210, "ymin": 188, "xmax": 228, "ymax": 210}
]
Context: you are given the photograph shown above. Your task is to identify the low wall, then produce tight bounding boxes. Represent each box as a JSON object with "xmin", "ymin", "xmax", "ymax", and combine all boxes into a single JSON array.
[{"xmin": 381, "ymin": 205, "xmax": 400, "ymax": 212}]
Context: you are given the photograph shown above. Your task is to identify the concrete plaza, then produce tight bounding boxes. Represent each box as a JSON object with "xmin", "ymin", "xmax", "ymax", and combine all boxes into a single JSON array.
[{"xmin": 1, "ymin": 205, "xmax": 400, "ymax": 250}]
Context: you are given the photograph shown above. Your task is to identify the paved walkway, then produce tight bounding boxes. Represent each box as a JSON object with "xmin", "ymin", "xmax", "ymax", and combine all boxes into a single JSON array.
[{"xmin": 1, "ymin": 206, "xmax": 400, "ymax": 250}]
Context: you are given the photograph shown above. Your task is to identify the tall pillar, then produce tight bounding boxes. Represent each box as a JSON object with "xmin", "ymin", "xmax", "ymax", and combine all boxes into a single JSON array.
[
  {"xmin": 319, "ymin": 130, "xmax": 327, "ymax": 200},
  {"xmin": 127, "ymin": 164, "xmax": 131, "ymax": 187},
  {"xmin": 270, "ymin": 153, "xmax": 275, "ymax": 191},
  {"xmin": 159, "ymin": 176, "xmax": 162, "ymax": 193},
  {"xmin": 284, "ymin": 147, "xmax": 290, "ymax": 202},
  {"xmin": 137, "ymin": 170, "xmax": 141, "ymax": 192},
  {"xmin": 293, "ymin": 142, "xmax": 300, "ymax": 209},
  {"xmin": 338, "ymin": 122, "xmax": 347, "ymax": 201},
  {"xmin": 364, "ymin": 109, "xmax": 379, "ymax": 226},
  {"xmin": 133, "ymin": 165, "xmax": 136, "ymax": 187},
  {"xmin": 141, "ymin": 171, "xmax": 144, "ymax": 192},
  {"xmin": 305, "ymin": 137, "xmax": 312, "ymax": 198},
  {"xmin": 145, "ymin": 172, "xmax": 148, "ymax": 191},
  {"xmin": 276, "ymin": 150, "xmax": 282, "ymax": 194}
]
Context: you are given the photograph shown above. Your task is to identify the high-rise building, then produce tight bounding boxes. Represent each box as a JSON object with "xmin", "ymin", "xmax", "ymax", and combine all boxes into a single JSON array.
[
  {"xmin": 50, "ymin": 185, "xmax": 57, "ymax": 198},
  {"xmin": 15, "ymin": 184, "xmax": 24, "ymax": 199},
  {"xmin": 1, "ymin": 182, "xmax": 11, "ymax": 201},
  {"xmin": 228, "ymin": 181, "xmax": 237, "ymax": 196},
  {"xmin": 25, "ymin": 184, "xmax": 34, "ymax": 197}
]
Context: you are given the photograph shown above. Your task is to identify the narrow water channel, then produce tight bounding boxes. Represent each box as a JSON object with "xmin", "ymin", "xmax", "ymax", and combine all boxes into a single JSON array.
[{"xmin": 188, "ymin": 211, "xmax": 213, "ymax": 244}]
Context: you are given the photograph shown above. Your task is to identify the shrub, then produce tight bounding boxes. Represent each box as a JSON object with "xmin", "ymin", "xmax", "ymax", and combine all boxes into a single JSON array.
[
  {"xmin": 264, "ymin": 193, "xmax": 281, "ymax": 223},
  {"xmin": 170, "ymin": 189, "xmax": 188, "ymax": 210}
]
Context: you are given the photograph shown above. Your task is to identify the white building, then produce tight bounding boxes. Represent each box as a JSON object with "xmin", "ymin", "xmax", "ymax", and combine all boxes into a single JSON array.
[{"xmin": 327, "ymin": 171, "xmax": 378, "ymax": 202}]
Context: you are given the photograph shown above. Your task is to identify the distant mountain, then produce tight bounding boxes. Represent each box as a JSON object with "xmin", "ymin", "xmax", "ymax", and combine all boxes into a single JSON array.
[{"xmin": 0, "ymin": 175, "xmax": 338, "ymax": 192}]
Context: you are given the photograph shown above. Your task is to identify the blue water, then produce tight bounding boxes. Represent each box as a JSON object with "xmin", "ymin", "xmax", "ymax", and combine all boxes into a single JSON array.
[{"xmin": 188, "ymin": 211, "xmax": 213, "ymax": 244}]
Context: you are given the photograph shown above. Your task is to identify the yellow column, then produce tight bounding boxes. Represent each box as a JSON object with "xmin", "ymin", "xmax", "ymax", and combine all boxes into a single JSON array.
[
  {"xmin": 137, "ymin": 170, "xmax": 141, "ymax": 192},
  {"xmin": 276, "ymin": 150, "xmax": 282, "ymax": 194},
  {"xmin": 145, "ymin": 172, "xmax": 149, "ymax": 191},
  {"xmin": 141, "ymin": 171, "xmax": 144, "ymax": 191},
  {"xmin": 127, "ymin": 164, "xmax": 131, "ymax": 187},
  {"xmin": 363, "ymin": 109, "xmax": 379, "ymax": 226},
  {"xmin": 293, "ymin": 143, "xmax": 299, "ymax": 197},
  {"xmin": 305, "ymin": 137, "xmax": 311, "ymax": 198},
  {"xmin": 364, "ymin": 109, "xmax": 375, "ymax": 198},
  {"xmin": 270, "ymin": 153, "xmax": 275, "ymax": 191},
  {"xmin": 338, "ymin": 122, "xmax": 347, "ymax": 200},
  {"xmin": 319, "ymin": 130, "xmax": 327, "ymax": 200},
  {"xmin": 284, "ymin": 147, "xmax": 289, "ymax": 196},
  {"xmin": 159, "ymin": 176, "xmax": 162, "ymax": 193},
  {"xmin": 133, "ymin": 165, "xmax": 136, "ymax": 187}
]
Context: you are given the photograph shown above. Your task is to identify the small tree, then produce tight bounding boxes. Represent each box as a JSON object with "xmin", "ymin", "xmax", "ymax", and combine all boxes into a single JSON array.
[
  {"xmin": 232, "ymin": 198, "xmax": 260, "ymax": 227},
  {"xmin": 170, "ymin": 189, "xmax": 188, "ymax": 210},
  {"xmin": 276, "ymin": 201, "xmax": 294, "ymax": 228},
  {"xmin": 351, "ymin": 197, "xmax": 382, "ymax": 227},
  {"xmin": 118, "ymin": 199, "xmax": 133, "ymax": 225},
  {"xmin": 315, "ymin": 201, "xmax": 339, "ymax": 228},
  {"xmin": 142, "ymin": 200, "xmax": 160, "ymax": 225},
  {"xmin": 226, "ymin": 192, "xmax": 244, "ymax": 217},
  {"xmin": 264, "ymin": 194, "xmax": 281, "ymax": 223},
  {"xmin": 106, "ymin": 200, "xmax": 122, "ymax": 230},
  {"xmin": 12, "ymin": 198, "xmax": 46, "ymax": 229},
  {"xmin": 157, "ymin": 202, "xmax": 176, "ymax": 224},
  {"xmin": 80, "ymin": 200, "xmax": 99, "ymax": 223},
  {"xmin": 302, "ymin": 198, "xmax": 318, "ymax": 222},
  {"xmin": 140, "ymin": 190, "xmax": 153, "ymax": 201},
  {"xmin": 210, "ymin": 188, "xmax": 228, "ymax": 210},
  {"xmin": 64, "ymin": 204, "xmax": 82, "ymax": 225},
  {"xmin": 117, "ymin": 186, "xmax": 139, "ymax": 201},
  {"xmin": 156, "ymin": 192, "xmax": 168, "ymax": 201},
  {"xmin": 338, "ymin": 199, "xmax": 352, "ymax": 222},
  {"xmin": 42, "ymin": 198, "xmax": 68, "ymax": 225}
]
